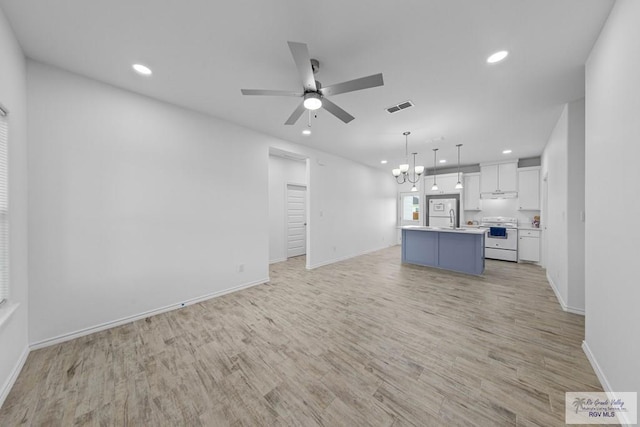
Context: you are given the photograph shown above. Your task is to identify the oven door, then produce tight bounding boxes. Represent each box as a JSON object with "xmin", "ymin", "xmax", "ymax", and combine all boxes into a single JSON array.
[{"xmin": 484, "ymin": 228, "xmax": 517, "ymax": 250}]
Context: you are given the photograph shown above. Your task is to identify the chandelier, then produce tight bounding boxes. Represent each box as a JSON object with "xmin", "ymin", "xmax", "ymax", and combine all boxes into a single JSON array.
[{"xmin": 392, "ymin": 132, "xmax": 424, "ymax": 192}]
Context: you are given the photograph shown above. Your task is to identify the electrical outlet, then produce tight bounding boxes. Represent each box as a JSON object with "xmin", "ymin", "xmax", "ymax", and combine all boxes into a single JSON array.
[{"xmin": 238, "ymin": 264, "xmax": 244, "ymax": 273}]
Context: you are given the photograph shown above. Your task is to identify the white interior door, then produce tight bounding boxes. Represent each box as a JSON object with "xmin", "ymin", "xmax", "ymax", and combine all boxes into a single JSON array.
[{"xmin": 286, "ymin": 184, "xmax": 307, "ymax": 258}]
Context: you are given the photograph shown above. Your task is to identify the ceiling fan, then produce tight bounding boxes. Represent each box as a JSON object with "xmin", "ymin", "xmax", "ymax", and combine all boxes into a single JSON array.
[{"xmin": 241, "ymin": 41, "xmax": 384, "ymax": 125}]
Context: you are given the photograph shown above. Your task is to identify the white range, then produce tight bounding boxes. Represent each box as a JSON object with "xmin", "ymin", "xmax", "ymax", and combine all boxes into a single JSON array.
[{"xmin": 479, "ymin": 217, "xmax": 518, "ymax": 262}]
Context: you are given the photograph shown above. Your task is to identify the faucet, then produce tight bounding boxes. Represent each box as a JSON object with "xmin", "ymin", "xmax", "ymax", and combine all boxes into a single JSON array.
[{"xmin": 449, "ymin": 209, "xmax": 456, "ymax": 229}]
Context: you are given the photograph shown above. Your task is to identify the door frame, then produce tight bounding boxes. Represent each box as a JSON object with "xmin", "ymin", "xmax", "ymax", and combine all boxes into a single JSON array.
[{"xmin": 541, "ymin": 171, "xmax": 548, "ymax": 268}]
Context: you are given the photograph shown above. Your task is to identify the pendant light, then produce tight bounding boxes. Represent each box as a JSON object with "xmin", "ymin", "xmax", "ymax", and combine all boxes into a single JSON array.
[
  {"xmin": 431, "ymin": 148, "xmax": 439, "ymax": 191},
  {"xmin": 392, "ymin": 132, "xmax": 424, "ymax": 189},
  {"xmin": 455, "ymin": 144, "xmax": 463, "ymax": 189}
]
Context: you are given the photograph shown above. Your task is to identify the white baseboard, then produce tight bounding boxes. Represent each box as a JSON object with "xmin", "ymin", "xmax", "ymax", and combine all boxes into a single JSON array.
[
  {"xmin": 0, "ymin": 345, "xmax": 29, "ymax": 409},
  {"xmin": 269, "ymin": 257, "xmax": 287, "ymax": 265},
  {"xmin": 30, "ymin": 277, "xmax": 269, "ymax": 350},
  {"xmin": 306, "ymin": 244, "xmax": 394, "ymax": 270},
  {"xmin": 582, "ymin": 341, "xmax": 633, "ymax": 427},
  {"xmin": 546, "ymin": 272, "xmax": 585, "ymax": 315}
]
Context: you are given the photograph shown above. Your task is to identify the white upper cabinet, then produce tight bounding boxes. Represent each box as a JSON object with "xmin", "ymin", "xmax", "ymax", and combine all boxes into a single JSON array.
[
  {"xmin": 463, "ymin": 173, "xmax": 481, "ymax": 210},
  {"xmin": 480, "ymin": 161, "xmax": 517, "ymax": 193},
  {"xmin": 498, "ymin": 162, "xmax": 517, "ymax": 192},
  {"xmin": 425, "ymin": 173, "xmax": 460, "ymax": 195},
  {"xmin": 480, "ymin": 164, "xmax": 499, "ymax": 193},
  {"xmin": 517, "ymin": 167, "xmax": 540, "ymax": 210}
]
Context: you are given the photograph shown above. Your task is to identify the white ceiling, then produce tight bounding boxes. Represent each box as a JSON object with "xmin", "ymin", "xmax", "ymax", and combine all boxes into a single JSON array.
[{"xmin": 0, "ymin": 0, "xmax": 613, "ymax": 169}]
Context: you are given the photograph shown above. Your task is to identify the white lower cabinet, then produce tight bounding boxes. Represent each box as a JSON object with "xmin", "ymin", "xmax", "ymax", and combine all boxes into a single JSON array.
[{"xmin": 518, "ymin": 229, "xmax": 541, "ymax": 262}]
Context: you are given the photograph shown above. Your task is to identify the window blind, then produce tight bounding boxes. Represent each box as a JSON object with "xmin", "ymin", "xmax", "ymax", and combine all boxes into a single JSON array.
[{"xmin": 0, "ymin": 114, "xmax": 8, "ymax": 304}]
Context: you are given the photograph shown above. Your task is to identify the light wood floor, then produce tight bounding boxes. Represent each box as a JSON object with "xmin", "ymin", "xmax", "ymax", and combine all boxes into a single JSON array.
[{"xmin": 1, "ymin": 246, "xmax": 606, "ymax": 426}]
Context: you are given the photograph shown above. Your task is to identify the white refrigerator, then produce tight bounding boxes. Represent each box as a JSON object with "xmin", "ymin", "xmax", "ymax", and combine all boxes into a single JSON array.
[{"xmin": 428, "ymin": 198, "xmax": 458, "ymax": 227}]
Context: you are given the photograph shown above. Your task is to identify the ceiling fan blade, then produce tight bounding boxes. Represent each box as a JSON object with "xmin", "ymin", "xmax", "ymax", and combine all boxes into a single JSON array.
[
  {"xmin": 319, "ymin": 73, "xmax": 384, "ymax": 97},
  {"xmin": 322, "ymin": 98, "xmax": 355, "ymax": 123},
  {"xmin": 241, "ymin": 89, "xmax": 303, "ymax": 97},
  {"xmin": 287, "ymin": 41, "xmax": 317, "ymax": 91},
  {"xmin": 285, "ymin": 102, "xmax": 307, "ymax": 125}
]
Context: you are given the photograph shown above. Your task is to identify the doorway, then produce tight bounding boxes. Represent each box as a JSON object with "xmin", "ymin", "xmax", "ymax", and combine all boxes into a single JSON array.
[{"xmin": 286, "ymin": 184, "xmax": 307, "ymax": 258}]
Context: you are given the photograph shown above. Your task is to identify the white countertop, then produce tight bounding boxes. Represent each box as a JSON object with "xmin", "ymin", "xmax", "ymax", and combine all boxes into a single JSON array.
[
  {"xmin": 402, "ymin": 226, "xmax": 487, "ymax": 235},
  {"xmin": 518, "ymin": 226, "xmax": 542, "ymax": 231}
]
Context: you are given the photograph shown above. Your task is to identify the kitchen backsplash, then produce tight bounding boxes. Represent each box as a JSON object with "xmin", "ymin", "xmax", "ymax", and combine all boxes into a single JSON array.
[{"xmin": 464, "ymin": 198, "xmax": 540, "ymax": 227}]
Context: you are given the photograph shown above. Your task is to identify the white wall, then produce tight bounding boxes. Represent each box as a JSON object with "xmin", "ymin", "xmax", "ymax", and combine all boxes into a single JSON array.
[
  {"xmin": 268, "ymin": 155, "xmax": 306, "ymax": 263},
  {"xmin": 27, "ymin": 61, "xmax": 271, "ymax": 345},
  {"xmin": 26, "ymin": 61, "xmax": 398, "ymax": 345},
  {"xmin": 566, "ymin": 98, "xmax": 585, "ymax": 311},
  {"xmin": 584, "ymin": 0, "xmax": 640, "ymax": 409},
  {"xmin": 541, "ymin": 106, "xmax": 568, "ymax": 306},
  {"xmin": 540, "ymin": 99, "xmax": 586, "ymax": 314},
  {"xmin": 306, "ymin": 154, "xmax": 397, "ymax": 268},
  {"xmin": 266, "ymin": 143, "xmax": 398, "ymax": 269},
  {"xmin": 0, "ymin": 7, "xmax": 29, "ymax": 406}
]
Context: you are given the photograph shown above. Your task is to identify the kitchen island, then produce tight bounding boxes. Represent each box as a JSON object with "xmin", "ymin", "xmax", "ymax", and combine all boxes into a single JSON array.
[{"xmin": 402, "ymin": 226, "xmax": 486, "ymax": 275}]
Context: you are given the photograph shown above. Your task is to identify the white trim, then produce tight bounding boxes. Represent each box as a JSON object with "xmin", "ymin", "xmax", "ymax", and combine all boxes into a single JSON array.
[
  {"xmin": 269, "ymin": 257, "xmax": 287, "ymax": 264},
  {"xmin": 479, "ymin": 159, "xmax": 519, "ymax": 167},
  {"xmin": 582, "ymin": 341, "xmax": 633, "ymax": 427},
  {"xmin": 30, "ymin": 277, "xmax": 269, "ymax": 350},
  {"xmin": 582, "ymin": 341, "xmax": 614, "ymax": 394},
  {"xmin": 516, "ymin": 165, "xmax": 541, "ymax": 173},
  {"xmin": 546, "ymin": 272, "xmax": 585, "ymax": 315},
  {"xmin": 0, "ymin": 345, "xmax": 29, "ymax": 408},
  {"xmin": 307, "ymin": 244, "xmax": 395, "ymax": 270}
]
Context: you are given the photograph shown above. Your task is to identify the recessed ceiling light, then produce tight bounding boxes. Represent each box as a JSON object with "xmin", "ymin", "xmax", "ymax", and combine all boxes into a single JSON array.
[
  {"xmin": 487, "ymin": 50, "xmax": 509, "ymax": 64},
  {"xmin": 439, "ymin": 159, "xmax": 447, "ymax": 164},
  {"xmin": 132, "ymin": 64, "xmax": 152, "ymax": 76},
  {"xmin": 302, "ymin": 129, "xmax": 311, "ymax": 135},
  {"xmin": 502, "ymin": 149, "xmax": 512, "ymax": 154},
  {"xmin": 380, "ymin": 160, "xmax": 388, "ymax": 164}
]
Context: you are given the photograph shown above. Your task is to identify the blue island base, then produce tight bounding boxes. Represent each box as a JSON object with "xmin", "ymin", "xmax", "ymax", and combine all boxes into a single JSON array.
[{"xmin": 402, "ymin": 228, "xmax": 485, "ymax": 275}]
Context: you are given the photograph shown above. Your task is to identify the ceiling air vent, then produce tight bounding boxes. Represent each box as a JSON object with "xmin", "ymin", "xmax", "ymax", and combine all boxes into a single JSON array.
[{"xmin": 385, "ymin": 100, "xmax": 414, "ymax": 114}]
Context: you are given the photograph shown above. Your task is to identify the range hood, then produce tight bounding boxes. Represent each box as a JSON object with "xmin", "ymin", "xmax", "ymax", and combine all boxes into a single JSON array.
[{"xmin": 480, "ymin": 191, "xmax": 518, "ymax": 199}]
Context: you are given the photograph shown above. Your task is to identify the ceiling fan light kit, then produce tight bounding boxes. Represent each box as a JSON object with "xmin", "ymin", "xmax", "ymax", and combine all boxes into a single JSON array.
[
  {"xmin": 241, "ymin": 41, "xmax": 384, "ymax": 125},
  {"xmin": 303, "ymin": 92, "xmax": 322, "ymax": 110}
]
